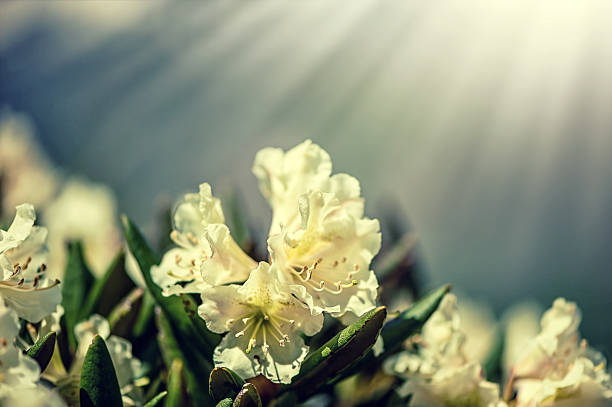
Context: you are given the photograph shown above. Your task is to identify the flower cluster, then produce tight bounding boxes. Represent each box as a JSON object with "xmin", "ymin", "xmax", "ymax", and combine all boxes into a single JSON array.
[
  {"xmin": 385, "ymin": 294, "xmax": 507, "ymax": 407},
  {"xmin": 152, "ymin": 140, "xmax": 381, "ymax": 383},
  {"xmin": 0, "ymin": 204, "xmax": 64, "ymax": 405},
  {"xmin": 510, "ymin": 298, "xmax": 612, "ymax": 407}
]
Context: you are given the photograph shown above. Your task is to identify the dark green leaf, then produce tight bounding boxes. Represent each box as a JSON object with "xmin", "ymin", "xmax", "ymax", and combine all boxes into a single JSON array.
[
  {"xmin": 107, "ymin": 287, "xmax": 144, "ymax": 337},
  {"xmin": 82, "ymin": 251, "xmax": 135, "ymax": 318},
  {"xmin": 133, "ymin": 290, "xmax": 156, "ymax": 338},
  {"xmin": 79, "ymin": 335, "xmax": 122, "ymax": 407},
  {"xmin": 289, "ymin": 306, "xmax": 387, "ymax": 399},
  {"xmin": 143, "ymin": 391, "xmax": 168, "ymax": 407},
  {"xmin": 62, "ymin": 241, "xmax": 95, "ymax": 351},
  {"xmin": 232, "ymin": 383, "xmax": 262, "ymax": 407},
  {"xmin": 209, "ymin": 367, "xmax": 246, "ymax": 402},
  {"xmin": 380, "ymin": 284, "xmax": 450, "ymax": 356},
  {"xmin": 164, "ymin": 359, "xmax": 185, "ymax": 407},
  {"xmin": 156, "ymin": 308, "xmax": 213, "ymax": 406},
  {"xmin": 26, "ymin": 331, "xmax": 56, "ymax": 372},
  {"xmin": 121, "ymin": 215, "xmax": 220, "ymax": 355}
]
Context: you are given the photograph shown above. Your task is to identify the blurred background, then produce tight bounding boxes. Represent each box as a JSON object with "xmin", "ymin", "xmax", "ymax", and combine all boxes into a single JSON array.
[{"xmin": 1, "ymin": 1, "xmax": 611, "ymax": 353}]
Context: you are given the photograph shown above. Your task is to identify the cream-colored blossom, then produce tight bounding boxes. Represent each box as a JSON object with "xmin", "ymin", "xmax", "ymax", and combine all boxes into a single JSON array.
[
  {"xmin": 0, "ymin": 300, "xmax": 40, "ymax": 392},
  {"xmin": 255, "ymin": 140, "xmax": 381, "ymax": 320},
  {"xmin": 512, "ymin": 298, "xmax": 612, "ymax": 407},
  {"xmin": 199, "ymin": 262, "xmax": 323, "ymax": 384},
  {"xmin": 151, "ymin": 183, "xmax": 256, "ymax": 296},
  {"xmin": 385, "ymin": 294, "xmax": 506, "ymax": 407},
  {"xmin": 44, "ymin": 178, "xmax": 120, "ymax": 278},
  {"xmin": 0, "ymin": 204, "xmax": 61, "ymax": 322},
  {"xmin": 0, "ymin": 111, "xmax": 59, "ymax": 216},
  {"xmin": 74, "ymin": 314, "xmax": 145, "ymax": 405}
]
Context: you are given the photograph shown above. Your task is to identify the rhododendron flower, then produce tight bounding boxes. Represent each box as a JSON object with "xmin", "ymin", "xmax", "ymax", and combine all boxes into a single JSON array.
[
  {"xmin": 254, "ymin": 140, "xmax": 381, "ymax": 320},
  {"xmin": 0, "ymin": 204, "xmax": 61, "ymax": 322},
  {"xmin": 385, "ymin": 294, "xmax": 506, "ymax": 407},
  {"xmin": 199, "ymin": 262, "xmax": 323, "ymax": 383},
  {"xmin": 153, "ymin": 140, "xmax": 380, "ymax": 382},
  {"xmin": 151, "ymin": 183, "xmax": 256, "ymax": 296},
  {"xmin": 511, "ymin": 298, "xmax": 612, "ymax": 406}
]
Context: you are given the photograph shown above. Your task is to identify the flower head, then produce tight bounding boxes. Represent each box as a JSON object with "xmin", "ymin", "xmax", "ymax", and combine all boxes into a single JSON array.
[
  {"xmin": 255, "ymin": 140, "xmax": 381, "ymax": 320},
  {"xmin": 0, "ymin": 204, "xmax": 61, "ymax": 322},
  {"xmin": 199, "ymin": 262, "xmax": 323, "ymax": 383},
  {"xmin": 151, "ymin": 183, "xmax": 256, "ymax": 296},
  {"xmin": 0, "ymin": 300, "xmax": 40, "ymax": 392},
  {"xmin": 512, "ymin": 298, "xmax": 612, "ymax": 406},
  {"xmin": 385, "ymin": 294, "xmax": 506, "ymax": 407}
]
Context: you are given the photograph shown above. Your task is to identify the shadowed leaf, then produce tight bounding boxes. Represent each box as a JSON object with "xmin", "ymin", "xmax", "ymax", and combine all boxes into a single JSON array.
[{"xmin": 26, "ymin": 331, "xmax": 56, "ymax": 372}]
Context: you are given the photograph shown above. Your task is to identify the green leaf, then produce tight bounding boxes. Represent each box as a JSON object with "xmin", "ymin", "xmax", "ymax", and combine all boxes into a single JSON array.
[
  {"xmin": 26, "ymin": 331, "xmax": 56, "ymax": 372},
  {"xmin": 216, "ymin": 398, "xmax": 234, "ymax": 407},
  {"xmin": 164, "ymin": 359, "xmax": 185, "ymax": 407},
  {"xmin": 79, "ymin": 335, "xmax": 122, "ymax": 407},
  {"xmin": 62, "ymin": 241, "xmax": 95, "ymax": 351},
  {"xmin": 121, "ymin": 215, "xmax": 220, "ymax": 355},
  {"xmin": 380, "ymin": 284, "xmax": 450, "ymax": 356},
  {"xmin": 209, "ymin": 367, "xmax": 246, "ymax": 402},
  {"xmin": 289, "ymin": 306, "xmax": 387, "ymax": 399},
  {"xmin": 233, "ymin": 383, "xmax": 262, "ymax": 407},
  {"xmin": 156, "ymin": 308, "xmax": 213, "ymax": 406},
  {"xmin": 144, "ymin": 391, "xmax": 168, "ymax": 407},
  {"xmin": 107, "ymin": 287, "xmax": 144, "ymax": 337},
  {"xmin": 133, "ymin": 290, "xmax": 156, "ymax": 338},
  {"xmin": 82, "ymin": 251, "xmax": 135, "ymax": 318}
]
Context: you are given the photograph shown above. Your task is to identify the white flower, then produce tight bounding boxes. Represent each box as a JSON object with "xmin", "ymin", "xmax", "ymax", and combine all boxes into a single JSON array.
[
  {"xmin": 512, "ymin": 298, "xmax": 612, "ymax": 406},
  {"xmin": 0, "ymin": 204, "xmax": 61, "ymax": 322},
  {"xmin": 255, "ymin": 140, "xmax": 381, "ymax": 320},
  {"xmin": 0, "ymin": 300, "xmax": 40, "ymax": 392},
  {"xmin": 44, "ymin": 178, "xmax": 121, "ymax": 278},
  {"xmin": 74, "ymin": 315, "xmax": 145, "ymax": 403},
  {"xmin": 151, "ymin": 183, "xmax": 256, "ymax": 296},
  {"xmin": 0, "ymin": 385, "xmax": 66, "ymax": 407},
  {"xmin": 385, "ymin": 294, "xmax": 506, "ymax": 407},
  {"xmin": 199, "ymin": 262, "xmax": 323, "ymax": 384},
  {"xmin": 0, "ymin": 111, "xmax": 59, "ymax": 215}
]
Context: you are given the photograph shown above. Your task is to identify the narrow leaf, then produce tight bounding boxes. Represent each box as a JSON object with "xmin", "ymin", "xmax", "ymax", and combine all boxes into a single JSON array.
[
  {"xmin": 121, "ymin": 215, "xmax": 220, "ymax": 355},
  {"xmin": 80, "ymin": 335, "xmax": 122, "ymax": 407},
  {"xmin": 289, "ymin": 306, "xmax": 387, "ymax": 399},
  {"xmin": 107, "ymin": 287, "xmax": 144, "ymax": 337},
  {"xmin": 82, "ymin": 251, "xmax": 134, "ymax": 318},
  {"xmin": 164, "ymin": 359, "xmax": 184, "ymax": 407},
  {"xmin": 233, "ymin": 383, "xmax": 262, "ymax": 407},
  {"xmin": 209, "ymin": 367, "xmax": 246, "ymax": 402},
  {"xmin": 62, "ymin": 241, "xmax": 95, "ymax": 350},
  {"xmin": 156, "ymin": 308, "xmax": 213, "ymax": 406},
  {"xmin": 143, "ymin": 391, "xmax": 167, "ymax": 407},
  {"xmin": 380, "ymin": 284, "xmax": 450, "ymax": 356},
  {"xmin": 26, "ymin": 331, "xmax": 56, "ymax": 372}
]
